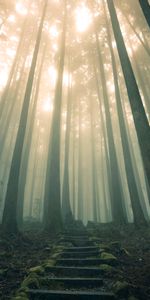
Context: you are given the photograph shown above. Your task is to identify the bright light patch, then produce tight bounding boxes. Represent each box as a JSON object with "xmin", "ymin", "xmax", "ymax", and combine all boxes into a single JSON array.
[
  {"xmin": 75, "ymin": 5, "xmax": 91, "ymax": 32},
  {"xmin": 48, "ymin": 66, "xmax": 57, "ymax": 86},
  {"xmin": 107, "ymin": 81, "xmax": 115, "ymax": 93},
  {"xmin": 52, "ymin": 44, "xmax": 58, "ymax": 51},
  {"xmin": 49, "ymin": 25, "xmax": 59, "ymax": 38},
  {"xmin": 8, "ymin": 15, "xmax": 16, "ymax": 22},
  {"xmin": 10, "ymin": 35, "xmax": 19, "ymax": 42},
  {"xmin": 16, "ymin": 3, "xmax": 28, "ymax": 15},
  {"xmin": 42, "ymin": 99, "xmax": 53, "ymax": 112},
  {"xmin": 6, "ymin": 48, "xmax": 16, "ymax": 57}
]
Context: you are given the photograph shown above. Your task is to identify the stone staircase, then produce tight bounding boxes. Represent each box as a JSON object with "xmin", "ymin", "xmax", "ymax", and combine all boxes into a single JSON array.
[{"xmin": 27, "ymin": 228, "xmax": 117, "ymax": 299}]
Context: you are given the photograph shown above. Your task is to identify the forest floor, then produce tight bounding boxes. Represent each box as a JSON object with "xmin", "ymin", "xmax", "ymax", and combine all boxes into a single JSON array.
[{"xmin": 0, "ymin": 223, "xmax": 149, "ymax": 300}]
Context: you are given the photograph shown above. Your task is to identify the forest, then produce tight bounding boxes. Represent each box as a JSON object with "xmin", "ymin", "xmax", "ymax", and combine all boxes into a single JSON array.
[{"xmin": 0, "ymin": 0, "xmax": 150, "ymax": 299}]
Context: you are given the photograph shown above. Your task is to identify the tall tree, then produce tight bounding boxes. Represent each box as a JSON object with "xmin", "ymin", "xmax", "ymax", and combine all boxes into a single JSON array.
[
  {"xmin": 2, "ymin": 0, "xmax": 48, "ymax": 232},
  {"xmin": 43, "ymin": 0, "xmax": 67, "ymax": 233},
  {"xmin": 106, "ymin": 0, "xmax": 150, "ymax": 191},
  {"xmin": 77, "ymin": 99, "xmax": 84, "ymax": 221},
  {"xmin": 62, "ymin": 64, "xmax": 73, "ymax": 221},
  {"xmin": 139, "ymin": 0, "xmax": 150, "ymax": 27}
]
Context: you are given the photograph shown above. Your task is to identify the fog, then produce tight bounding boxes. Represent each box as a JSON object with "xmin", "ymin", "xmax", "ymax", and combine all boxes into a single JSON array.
[{"xmin": 0, "ymin": 0, "xmax": 150, "ymax": 233}]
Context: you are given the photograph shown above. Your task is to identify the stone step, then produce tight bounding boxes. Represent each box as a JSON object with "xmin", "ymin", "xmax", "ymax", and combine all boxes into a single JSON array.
[
  {"xmin": 44, "ymin": 266, "xmax": 107, "ymax": 277},
  {"xmin": 28, "ymin": 289, "xmax": 115, "ymax": 300},
  {"xmin": 59, "ymin": 239, "xmax": 94, "ymax": 247},
  {"xmin": 62, "ymin": 236, "xmax": 89, "ymax": 240},
  {"xmin": 56, "ymin": 258, "xmax": 117, "ymax": 267},
  {"xmin": 60, "ymin": 251, "xmax": 100, "ymax": 258},
  {"xmin": 63, "ymin": 231, "xmax": 88, "ymax": 236},
  {"xmin": 64, "ymin": 246, "xmax": 100, "ymax": 252},
  {"xmin": 41, "ymin": 277, "xmax": 103, "ymax": 289}
]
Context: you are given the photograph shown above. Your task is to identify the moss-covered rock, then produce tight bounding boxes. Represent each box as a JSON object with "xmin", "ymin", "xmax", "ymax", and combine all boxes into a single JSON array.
[
  {"xmin": 98, "ymin": 243, "xmax": 111, "ymax": 251},
  {"xmin": 29, "ymin": 265, "xmax": 44, "ymax": 274},
  {"xmin": 99, "ymin": 264, "xmax": 114, "ymax": 272},
  {"xmin": 44, "ymin": 259, "xmax": 56, "ymax": 270},
  {"xmin": 113, "ymin": 280, "xmax": 129, "ymax": 297},
  {"xmin": 53, "ymin": 245, "xmax": 64, "ymax": 252},
  {"xmin": 101, "ymin": 252, "xmax": 117, "ymax": 261},
  {"xmin": 21, "ymin": 273, "xmax": 40, "ymax": 289},
  {"xmin": 51, "ymin": 252, "xmax": 61, "ymax": 259}
]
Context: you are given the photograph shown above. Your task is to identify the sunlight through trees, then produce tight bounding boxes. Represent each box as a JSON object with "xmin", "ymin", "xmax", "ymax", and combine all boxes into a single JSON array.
[{"xmin": 0, "ymin": 0, "xmax": 150, "ymax": 233}]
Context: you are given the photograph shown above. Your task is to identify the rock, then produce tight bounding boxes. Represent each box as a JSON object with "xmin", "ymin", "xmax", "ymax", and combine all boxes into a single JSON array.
[{"xmin": 29, "ymin": 266, "xmax": 44, "ymax": 274}]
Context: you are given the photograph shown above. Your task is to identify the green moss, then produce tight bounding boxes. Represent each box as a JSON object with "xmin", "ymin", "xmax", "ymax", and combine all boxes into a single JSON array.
[
  {"xmin": 97, "ymin": 243, "xmax": 110, "ymax": 250},
  {"xmin": 53, "ymin": 245, "xmax": 64, "ymax": 252},
  {"xmin": 44, "ymin": 259, "xmax": 56, "ymax": 270},
  {"xmin": 99, "ymin": 264, "xmax": 114, "ymax": 272},
  {"xmin": 21, "ymin": 273, "xmax": 40, "ymax": 289},
  {"xmin": 101, "ymin": 252, "xmax": 117, "ymax": 260},
  {"xmin": 51, "ymin": 252, "xmax": 61, "ymax": 259},
  {"xmin": 29, "ymin": 265, "xmax": 44, "ymax": 274}
]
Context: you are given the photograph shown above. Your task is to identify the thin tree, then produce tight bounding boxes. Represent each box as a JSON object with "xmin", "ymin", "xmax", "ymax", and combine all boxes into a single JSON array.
[{"xmin": 62, "ymin": 65, "xmax": 73, "ymax": 221}]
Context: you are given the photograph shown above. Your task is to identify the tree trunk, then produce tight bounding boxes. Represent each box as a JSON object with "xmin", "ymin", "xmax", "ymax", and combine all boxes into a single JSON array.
[
  {"xmin": 139, "ymin": 0, "xmax": 150, "ymax": 27},
  {"xmin": 62, "ymin": 64, "xmax": 73, "ymax": 221}
]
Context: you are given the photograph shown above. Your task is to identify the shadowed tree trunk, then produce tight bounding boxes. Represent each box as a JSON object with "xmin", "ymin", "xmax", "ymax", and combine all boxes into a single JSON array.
[
  {"xmin": 2, "ymin": 0, "xmax": 48, "ymax": 233},
  {"xmin": 106, "ymin": 0, "xmax": 150, "ymax": 192},
  {"xmin": 89, "ymin": 97, "xmax": 99, "ymax": 222},
  {"xmin": 77, "ymin": 99, "xmax": 84, "ymax": 221},
  {"xmin": 139, "ymin": 0, "xmax": 150, "ymax": 27},
  {"xmin": 43, "ymin": 0, "xmax": 67, "ymax": 233}
]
